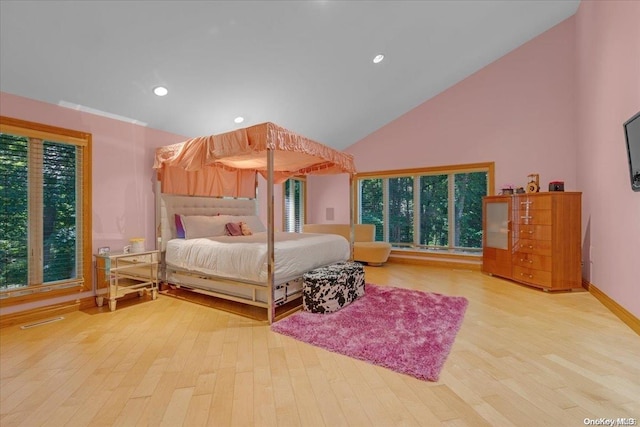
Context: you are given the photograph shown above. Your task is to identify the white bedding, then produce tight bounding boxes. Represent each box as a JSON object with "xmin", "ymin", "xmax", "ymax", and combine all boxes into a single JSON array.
[{"xmin": 165, "ymin": 231, "xmax": 350, "ymax": 284}]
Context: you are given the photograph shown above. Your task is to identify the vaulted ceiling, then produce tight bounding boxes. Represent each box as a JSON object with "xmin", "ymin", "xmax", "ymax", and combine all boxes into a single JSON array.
[{"xmin": 0, "ymin": 1, "xmax": 580, "ymax": 149}]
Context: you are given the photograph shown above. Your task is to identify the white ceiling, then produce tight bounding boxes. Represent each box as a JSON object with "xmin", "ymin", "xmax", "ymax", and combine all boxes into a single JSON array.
[{"xmin": 0, "ymin": 1, "xmax": 580, "ymax": 150}]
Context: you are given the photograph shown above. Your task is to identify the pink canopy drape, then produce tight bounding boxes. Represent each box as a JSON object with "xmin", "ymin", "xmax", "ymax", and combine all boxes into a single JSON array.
[{"xmin": 154, "ymin": 122, "xmax": 356, "ymax": 197}]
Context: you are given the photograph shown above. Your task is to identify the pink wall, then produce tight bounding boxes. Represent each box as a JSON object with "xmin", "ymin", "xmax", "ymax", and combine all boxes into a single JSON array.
[
  {"xmin": 575, "ymin": 0, "xmax": 640, "ymax": 318},
  {"xmin": 309, "ymin": 17, "xmax": 578, "ymax": 224},
  {"xmin": 307, "ymin": 174, "xmax": 352, "ymax": 224},
  {"xmin": 347, "ymin": 17, "xmax": 577, "ymax": 186},
  {"xmin": 0, "ymin": 92, "xmax": 186, "ymax": 312}
]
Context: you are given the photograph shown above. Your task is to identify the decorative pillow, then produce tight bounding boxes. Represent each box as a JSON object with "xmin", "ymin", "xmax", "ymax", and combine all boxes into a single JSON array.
[
  {"xmin": 175, "ymin": 214, "xmax": 186, "ymax": 238},
  {"xmin": 178, "ymin": 214, "xmax": 266, "ymax": 239},
  {"xmin": 233, "ymin": 215, "xmax": 266, "ymax": 233},
  {"xmin": 225, "ymin": 222, "xmax": 243, "ymax": 236},
  {"xmin": 240, "ymin": 222, "xmax": 253, "ymax": 236},
  {"xmin": 181, "ymin": 215, "xmax": 230, "ymax": 239}
]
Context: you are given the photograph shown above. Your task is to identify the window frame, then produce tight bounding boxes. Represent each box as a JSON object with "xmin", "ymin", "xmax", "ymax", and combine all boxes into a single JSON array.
[
  {"xmin": 0, "ymin": 116, "xmax": 92, "ymax": 306},
  {"xmin": 354, "ymin": 162, "xmax": 494, "ymax": 257},
  {"xmin": 282, "ymin": 176, "xmax": 306, "ymax": 232}
]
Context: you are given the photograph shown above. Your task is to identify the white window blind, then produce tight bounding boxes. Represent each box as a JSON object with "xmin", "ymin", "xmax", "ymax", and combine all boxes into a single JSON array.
[
  {"xmin": 283, "ymin": 178, "xmax": 305, "ymax": 232},
  {"xmin": 1, "ymin": 122, "xmax": 88, "ymax": 296}
]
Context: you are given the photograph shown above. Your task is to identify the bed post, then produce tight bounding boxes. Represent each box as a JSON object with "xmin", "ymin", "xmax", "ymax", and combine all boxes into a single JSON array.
[
  {"xmin": 349, "ymin": 173, "xmax": 355, "ymax": 262},
  {"xmin": 267, "ymin": 148, "xmax": 275, "ymax": 324},
  {"xmin": 154, "ymin": 178, "xmax": 165, "ymax": 286}
]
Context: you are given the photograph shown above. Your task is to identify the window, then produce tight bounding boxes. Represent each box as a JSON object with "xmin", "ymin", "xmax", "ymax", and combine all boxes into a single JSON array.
[
  {"xmin": 0, "ymin": 117, "xmax": 92, "ymax": 303},
  {"xmin": 356, "ymin": 162, "xmax": 493, "ymax": 255},
  {"xmin": 283, "ymin": 177, "xmax": 305, "ymax": 232}
]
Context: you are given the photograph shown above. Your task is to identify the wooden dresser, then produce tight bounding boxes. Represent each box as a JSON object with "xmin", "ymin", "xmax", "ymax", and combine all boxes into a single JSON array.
[{"xmin": 482, "ymin": 192, "xmax": 582, "ymax": 291}]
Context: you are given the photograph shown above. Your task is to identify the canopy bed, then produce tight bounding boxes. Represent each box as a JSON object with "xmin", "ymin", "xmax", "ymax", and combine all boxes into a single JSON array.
[{"xmin": 153, "ymin": 122, "xmax": 356, "ymax": 323}]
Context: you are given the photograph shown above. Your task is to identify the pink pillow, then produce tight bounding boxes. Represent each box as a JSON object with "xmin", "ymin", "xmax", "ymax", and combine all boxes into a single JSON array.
[{"xmin": 225, "ymin": 222, "xmax": 243, "ymax": 236}]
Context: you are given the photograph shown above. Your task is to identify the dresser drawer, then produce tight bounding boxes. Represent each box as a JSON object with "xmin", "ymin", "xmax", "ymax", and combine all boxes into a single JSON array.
[
  {"xmin": 512, "ymin": 266, "xmax": 552, "ymax": 288},
  {"xmin": 515, "ymin": 195, "xmax": 552, "ymax": 210},
  {"xmin": 513, "ymin": 253, "xmax": 552, "ymax": 271},
  {"xmin": 516, "ymin": 209, "xmax": 552, "ymax": 225},
  {"xmin": 514, "ymin": 238, "xmax": 552, "ymax": 256},
  {"xmin": 514, "ymin": 224, "xmax": 551, "ymax": 241}
]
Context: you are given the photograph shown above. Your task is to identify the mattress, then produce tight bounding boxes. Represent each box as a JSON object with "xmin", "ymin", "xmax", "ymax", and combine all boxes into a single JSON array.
[{"xmin": 165, "ymin": 231, "xmax": 350, "ymax": 284}]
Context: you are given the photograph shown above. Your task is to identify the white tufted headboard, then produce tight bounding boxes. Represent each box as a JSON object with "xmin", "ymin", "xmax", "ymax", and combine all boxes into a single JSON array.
[{"xmin": 156, "ymin": 193, "xmax": 258, "ymax": 252}]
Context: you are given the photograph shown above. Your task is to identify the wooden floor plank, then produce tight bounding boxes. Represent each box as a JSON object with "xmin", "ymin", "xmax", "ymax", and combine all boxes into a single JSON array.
[
  {"xmin": 0, "ymin": 264, "xmax": 638, "ymax": 426},
  {"xmin": 269, "ymin": 347, "xmax": 302, "ymax": 426},
  {"xmin": 183, "ymin": 393, "xmax": 212, "ymax": 426},
  {"xmin": 159, "ymin": 387, "xmax": 194, "ymax": 427}
]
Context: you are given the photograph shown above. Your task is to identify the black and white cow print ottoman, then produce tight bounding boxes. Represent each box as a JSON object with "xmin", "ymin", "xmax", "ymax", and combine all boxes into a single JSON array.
[{"xmin": 302, "ymin": 261, "xmax": 365, "ymax": 314}]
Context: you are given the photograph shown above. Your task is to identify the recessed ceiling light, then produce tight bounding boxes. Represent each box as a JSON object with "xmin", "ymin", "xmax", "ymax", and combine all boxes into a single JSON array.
[
  {"xmin": 373, "ymin": 54, "xmax": 385, "ymax": 64},
  {"xmin": 153, "ymin": 86, "xmax": 168, "ymax": 96},
  {"xmin": 234, "ymin": 116, "xmax": 244, "ymax": 124}
]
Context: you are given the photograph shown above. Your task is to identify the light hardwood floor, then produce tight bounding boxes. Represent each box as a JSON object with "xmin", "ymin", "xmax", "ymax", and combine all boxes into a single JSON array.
[{"xmin": 1, "ymin": 264, "xmax": 639, "ymax": 426}]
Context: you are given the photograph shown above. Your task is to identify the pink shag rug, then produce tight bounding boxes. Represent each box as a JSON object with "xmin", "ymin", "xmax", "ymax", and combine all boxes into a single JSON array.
[{"xmin": 271, "ymin": 283, "xmax": 468, "ymax": 382}]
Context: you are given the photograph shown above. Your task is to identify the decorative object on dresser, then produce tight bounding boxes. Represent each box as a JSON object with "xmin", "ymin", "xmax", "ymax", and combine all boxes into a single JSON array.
[
  {"xmin": 500, "ymin": 184, "xmax": 515, "ymax": 195},
  {"xmin": 548, "ymin": 181, "xmax": 564, "ymax": 191},
  {"xmin": 526, "ymin": 173, "xmax": 540, "ymax": 193},
  {"xmin": 482, "ymin": 192, "xmax": 582, "ymax": 291}
]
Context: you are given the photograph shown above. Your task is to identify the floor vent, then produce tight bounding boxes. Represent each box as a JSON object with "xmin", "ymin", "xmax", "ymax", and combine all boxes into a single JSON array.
[{"xmin": 20, "ymin": 316, "xmax": 65, "ymax": 329}]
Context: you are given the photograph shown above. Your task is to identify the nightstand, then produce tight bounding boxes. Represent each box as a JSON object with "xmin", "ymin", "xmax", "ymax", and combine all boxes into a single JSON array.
[{"xmin": 94, "ymin": 249, "xmax": 159, "ymax": 311}]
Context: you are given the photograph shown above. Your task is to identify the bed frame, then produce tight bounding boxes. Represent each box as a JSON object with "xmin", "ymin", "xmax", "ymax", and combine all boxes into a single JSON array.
[
  {"xmin": 153, "ymin": 123, "xmax": 357, "ymax": 323},
  {"xmin": 156, "ymin": 192, "xmax": 306, "ymax": 323}
]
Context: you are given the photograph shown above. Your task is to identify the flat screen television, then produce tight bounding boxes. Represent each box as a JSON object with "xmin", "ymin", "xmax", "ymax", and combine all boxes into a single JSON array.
[{"xmin": 624, "ymin": 111, "xmax": 640, "ymax": 192}]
